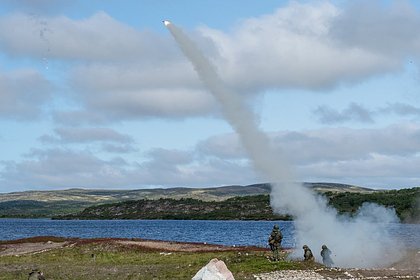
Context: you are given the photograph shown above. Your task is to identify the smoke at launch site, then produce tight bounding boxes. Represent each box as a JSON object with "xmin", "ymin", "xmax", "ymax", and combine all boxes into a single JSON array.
[{"xmin": 165, "ymin": 20, "xmax": 404, "ymax": 268}]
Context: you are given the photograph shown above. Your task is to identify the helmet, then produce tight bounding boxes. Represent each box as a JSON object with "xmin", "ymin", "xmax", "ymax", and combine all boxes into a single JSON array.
[
  {"xmin": 322, "ymin": 245, "xmax": 327, "ymax": 249},
  {"xmin": 303, "ymin": 245, "xmax": 308, "ymax": 249},
  {"xmin": 273, "ymin": 225, "xmax": 279, "ymax": 230}
]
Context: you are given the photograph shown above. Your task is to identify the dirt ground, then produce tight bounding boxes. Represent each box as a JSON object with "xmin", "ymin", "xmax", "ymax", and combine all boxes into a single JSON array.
[
  {"xmin": 0, "ymin": 236, "xmax": 265, "ymax": 256},
  {"xmin": 0, "ymin": 237, "xmax": 419, "ymax": 279},
  {"xmin": 0, "ymin": 241, "xmax": 65, "ymax": 256},
  {"xmin": 115, "ymin": 239, "xmax": 266, "ymax": 252}
]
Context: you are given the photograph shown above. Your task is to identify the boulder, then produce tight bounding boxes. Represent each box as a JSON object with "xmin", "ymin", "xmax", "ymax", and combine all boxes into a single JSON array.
[{"xmin": 192, "ymin": 258, "xmax": 235, "ymax": 280}]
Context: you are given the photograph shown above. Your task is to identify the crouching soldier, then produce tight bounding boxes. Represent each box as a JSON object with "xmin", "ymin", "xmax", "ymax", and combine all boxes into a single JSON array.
[
  {"xmin": 28, "ymin": 269, "xmax": 45, "ymax": 280},
  {"xmin": 303, "ymin": 245, "xmax": 315, "ymax": 262}
]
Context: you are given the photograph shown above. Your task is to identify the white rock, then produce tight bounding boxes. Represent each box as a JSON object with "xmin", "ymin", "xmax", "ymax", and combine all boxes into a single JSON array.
[{"xmin": 192, "ymin": 258, "xmax": 235, "ymax": 280}]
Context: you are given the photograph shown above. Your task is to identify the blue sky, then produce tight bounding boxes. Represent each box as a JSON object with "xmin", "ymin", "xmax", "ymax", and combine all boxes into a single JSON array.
[{"xmin": 0, "ymin": 0, "xmax": 419, "ymax": 193}]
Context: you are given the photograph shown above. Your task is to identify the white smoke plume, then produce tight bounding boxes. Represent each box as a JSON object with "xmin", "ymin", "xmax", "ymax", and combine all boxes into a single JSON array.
[{"xmin": 165, "ymin": 21, "xmax": 403, "ymax": 268}]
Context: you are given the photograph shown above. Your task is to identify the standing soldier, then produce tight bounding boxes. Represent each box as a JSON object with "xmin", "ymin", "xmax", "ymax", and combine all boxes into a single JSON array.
[
  {"xmin": 268, "ymin": 224, "xmax": 283, "ymax": 261},
  {"xmin": 303, "ymin": 245, "xmax": 315, "ymax": 262},
  {"xmin": 320, "ymin": 244, "xmax": 334, "ymax": 267}
]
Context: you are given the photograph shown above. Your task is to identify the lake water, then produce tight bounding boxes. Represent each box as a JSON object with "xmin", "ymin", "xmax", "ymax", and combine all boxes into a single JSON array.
[{"xmin": 0, "ymin": 219, "xmax": 419, "ymax": 249}]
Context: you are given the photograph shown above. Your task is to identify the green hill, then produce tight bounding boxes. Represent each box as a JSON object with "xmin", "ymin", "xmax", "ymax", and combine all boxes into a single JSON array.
[
  {"xmin": 0, "ymin": 182, "xmax": 368, "ymax": 218},
  {"xmin": 54, "ymin": 187, "xmax": 419, "ymax": 223},
  {"xmin": 326, "ymin": 187, "xmax": 420, "ymax": 223},
  {"xmin": 54, "ymin": 195, "xmax": 291, "ymax": 221}
]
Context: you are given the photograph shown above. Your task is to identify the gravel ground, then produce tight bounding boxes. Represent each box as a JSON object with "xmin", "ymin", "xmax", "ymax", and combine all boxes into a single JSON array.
[
  {"xmin": 254, "ymin": 267, "xmax": 420, "ymax": 279},
  {"xmin": 255, "ymin": 270, "xmax": 325, "ymax": 279},
  {"xmin": 254, "ymin": 250, "xmax": 420, "ymax": 279}
]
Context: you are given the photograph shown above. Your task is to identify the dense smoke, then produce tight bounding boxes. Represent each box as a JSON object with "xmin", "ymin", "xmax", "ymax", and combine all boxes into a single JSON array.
[{"xmin": 165, "ymin": 22, "xmax": 403, "ymax": 268}]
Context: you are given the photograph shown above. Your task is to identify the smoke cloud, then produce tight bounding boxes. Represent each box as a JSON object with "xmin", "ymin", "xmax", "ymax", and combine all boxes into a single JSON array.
[{"xmin": 165, "ymin": 21, "xmax": 403, "ymax": 268}]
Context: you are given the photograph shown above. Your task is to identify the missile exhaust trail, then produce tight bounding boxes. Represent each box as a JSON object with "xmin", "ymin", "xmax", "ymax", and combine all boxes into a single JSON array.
[
  {"xmin": 162, "ymin": 20, "xmax": 290, "ymax": 180},
  {"xmin": 163, "ymin": 20, "xmax": 403, "ymax": 268}
]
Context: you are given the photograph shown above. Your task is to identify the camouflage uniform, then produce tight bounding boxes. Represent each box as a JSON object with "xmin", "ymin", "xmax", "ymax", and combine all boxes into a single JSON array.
[
  {"xmin": 320, "ymin": 245, "xmax": 334, "ymax": 267},
  {"xmin": 303, "ymin": 245, "xmax": 315, "ymax": 262},
  {"xmin": 268, "ymin": 225, "xmax": 283, "ymax": 261},
  {"xmin": 28, "ymin": 269, "xmax": 45, "ymax": 280}
]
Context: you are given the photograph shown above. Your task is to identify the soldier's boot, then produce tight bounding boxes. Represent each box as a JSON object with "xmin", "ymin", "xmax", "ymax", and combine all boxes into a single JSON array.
[{"xmin": 274, "ymin": 249, "xmax": 279, "ymax": 261}]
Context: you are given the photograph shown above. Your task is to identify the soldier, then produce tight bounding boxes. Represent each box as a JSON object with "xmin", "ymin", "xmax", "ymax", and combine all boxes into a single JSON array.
[
  {"xmin": 320, "ymin": 244, "xmax": 334, "ymax": 267},
  {"xmin": 268, "ymin": 224, "xmax": 283, "ymax": 261},
  {"xmin": 302, "ymin": 245, "xmax": 315, "ymax": 262},
  {"xmin": 28, "ymin": 269, "xmax": 45, "ymax": 280}
]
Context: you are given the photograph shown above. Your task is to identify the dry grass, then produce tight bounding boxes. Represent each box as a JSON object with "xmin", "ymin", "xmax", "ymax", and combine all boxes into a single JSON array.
[{"xmin": 0, "ymin": 237, "xmax": 298, "ymax": 280}]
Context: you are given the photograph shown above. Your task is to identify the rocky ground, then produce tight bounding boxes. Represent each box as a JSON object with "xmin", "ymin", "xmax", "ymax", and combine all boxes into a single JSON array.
[
  {"xmin": 255, "ymin": 250, "xmax": 420, "ymax": 279},
  {"xmin": 255, "ymin": 268, "xmax": 420, "ymax": 279}
]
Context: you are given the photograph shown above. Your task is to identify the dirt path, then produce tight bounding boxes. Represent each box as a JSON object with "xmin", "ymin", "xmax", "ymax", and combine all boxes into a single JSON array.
[
  {"xmin": 115, "ymin": 239, "xmax": 266, "ymax": 252},
  {"xmin": 0, "ymin": 236, "xmax": 264, "ymax": 256},
  {"xmin": 0, "ymin": 241, "xmax": 68, "ymax": 256}
]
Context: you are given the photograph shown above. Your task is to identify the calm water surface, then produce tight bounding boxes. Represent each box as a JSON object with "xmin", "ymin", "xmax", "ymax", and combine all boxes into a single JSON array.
[{"xmin": 0, "ymin": 219, "xmax": 418, "ymax": 248}]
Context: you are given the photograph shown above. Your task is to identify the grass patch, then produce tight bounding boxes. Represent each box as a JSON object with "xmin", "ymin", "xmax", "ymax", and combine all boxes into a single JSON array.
[{"xmin": 0, "ymin": 242, "xmax": 309, "ymax": 280}]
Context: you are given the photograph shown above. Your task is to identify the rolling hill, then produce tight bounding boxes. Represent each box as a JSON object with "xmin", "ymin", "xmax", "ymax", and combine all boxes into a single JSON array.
[{"xmin": 0, "ymin": 182, "xmax": 373, "ymax": 218}]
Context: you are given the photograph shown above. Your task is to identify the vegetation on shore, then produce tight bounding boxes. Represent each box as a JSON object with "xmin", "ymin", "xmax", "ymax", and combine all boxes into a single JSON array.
[
  {"xmin": 0, "ymin": 238, "xmax": 314, "ymax": 280},
  {"xmin": 54, "ymin": 195, "xmax": 292, "ymax": 220},
  {"xmin": 0, "ymin": 184, "xmax": 272, "ymax": 219},
  {"xmin": 0, "ymin": 200, "xmax": 92, "ymax": 218},
  {"xmin": 0, "ymin": 182, "xmax": 361, "ymax": 218},
  {"xmin": 326, "ymin": 187, "xmax": 419, "ymax": 222},
  {"xmin": 55, "ymin": 187, "xmax": 419, "ymax": 222}
]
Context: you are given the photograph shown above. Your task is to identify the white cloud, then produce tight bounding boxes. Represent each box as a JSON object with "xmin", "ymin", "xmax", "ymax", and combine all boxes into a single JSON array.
[
  {"xmin": 196, "ymin": 123, "xmax": 420, "ymax": 188},
  {"xmin": 200, "ymin": 1, "xmax": 402, "ymax": 92},
  {"xmin": 0, "ymin": 12, "xmax": 173, "ymax": 61},
  {"xmin": 0, "ymin": 149, "xmax": 124, "ymax": 189},
  {"xmin": 39, "ymin": 127, "xmax": 134, "ymax": 144},
  {"xmin": 0, "ymin": 12, "xmax": 216, "ymax": 121},
  {"xmin": 313, "ymin": 103, "xmax": 375, "ymax": 124},
  {"xmin": 68, "ymin": 63, "xmax": 216, "ymax": 121},
  {"xmin": 330, "ymin": 0, "xmax": 420, "ymax": 57},
  {"xmin": 299, "ymin": 154, "xmax": 420, "ymax": 188},
  {"xmin": 277, "ymin": 123, "xmax": 420, "ymax": 164},
  {"xmin": 0, "ymin": 68, "xmax": 51, "ymax": 120},
  {"xmin": 2, "ymin": 123, "xmax": 418, "ymax": 191},
  {"xmin": 197, "ymin": 133, "xmax": 245, "ymax": 159},
  {"xmin": 379, "ymin": 102, "xmax": 420, "ymax": 118},
  {"xmin": 313, "ymin": 102, "xmax": 420, "ymax": 124},
  {"xmin": 0, "ymin": 147, "xmax": 256, "ymax": 191},
  {"xmin": 1, "ymin": 2, "xmax": 419, "ymax": 121},
  {"xmin": 101, "ymin": 144, "xmax": 137, "ymax": 154},
  {"xmin": 0, "ymin": 2, "xmax": 419, "ymax": 191}
]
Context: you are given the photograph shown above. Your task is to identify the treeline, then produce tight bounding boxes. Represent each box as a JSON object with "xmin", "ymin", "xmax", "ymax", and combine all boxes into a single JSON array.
[
  {"xmin": 54, "ymin": 195, "xmax": 291, "ymax": 220},
  {"xmin": 0, "ymin": 200, "xmax": 91, "ymax": 218},
  {"xmin": 54, "ymin": 187, "xmax": 419, "ymax": 222},
  {"xmin": 326, "ymin": 187, "xmax": 419, "ymax": 222}
]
